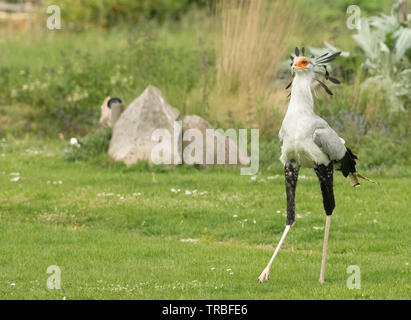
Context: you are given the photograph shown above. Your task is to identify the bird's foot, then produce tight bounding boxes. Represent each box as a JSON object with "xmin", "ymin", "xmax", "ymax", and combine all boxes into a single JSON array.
[{"xmin": 258, "ymin": 267, "xmax": 270, "ymax": 283}]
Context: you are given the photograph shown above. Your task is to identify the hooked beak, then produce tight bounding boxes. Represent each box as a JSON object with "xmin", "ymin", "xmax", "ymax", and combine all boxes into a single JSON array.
[{"xmin": 291, "ymin": 64, "xmax": 305, "ymax": 74}]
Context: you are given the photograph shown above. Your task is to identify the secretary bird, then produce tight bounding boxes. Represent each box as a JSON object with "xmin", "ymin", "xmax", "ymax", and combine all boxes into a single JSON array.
[{"xmin": 258, "ymin": 47, "xmax": 376, "ymax": 284}]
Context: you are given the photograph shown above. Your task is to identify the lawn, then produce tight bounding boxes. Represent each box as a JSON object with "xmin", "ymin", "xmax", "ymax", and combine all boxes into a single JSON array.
[{"xmin": 0, "ymin": 138, "xmax": 409, "ymax": 299}]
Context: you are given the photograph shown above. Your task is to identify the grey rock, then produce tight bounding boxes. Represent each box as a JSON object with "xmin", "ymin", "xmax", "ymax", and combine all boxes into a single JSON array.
[
  {"xmin": 109, "ymin": 86, "xmax": 181, "ymax": 165},
  {"xmin": 182, "ymin": 115, "xmax": 250, "ymax": 166}
]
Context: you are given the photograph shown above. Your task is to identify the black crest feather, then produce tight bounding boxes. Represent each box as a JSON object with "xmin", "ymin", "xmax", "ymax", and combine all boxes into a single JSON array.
[
  {"xmin": 315, "ymin": 79, "xmax": 333, "ymax": 95},
  {"xmin": 316, "ymin": 51, "xmax": 342, "ymax": 64},
  {"xmin": 319, "ymin": 56, "xmax": 342, "ymax": 86},
  {"xmin": 317, "ymin": 52, "xmax": 330, "ymax": 60},
  {"xmin": 328, "ymin": 77, "xmax": 341, "ymax": 84}
]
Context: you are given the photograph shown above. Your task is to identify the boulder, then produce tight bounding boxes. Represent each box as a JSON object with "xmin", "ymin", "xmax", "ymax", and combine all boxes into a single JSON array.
[
  {"xmin": 182, "ymin": 115, "xmax": 250, "ymax": 166},
  {"xmin": 109, "ymin": 86, "xmax": 181, "ymax": 166}
]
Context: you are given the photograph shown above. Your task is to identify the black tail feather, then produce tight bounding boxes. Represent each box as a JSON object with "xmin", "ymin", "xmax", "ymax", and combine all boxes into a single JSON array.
[{"xmin": 339, "ymin": 148, "xmax": 358, "ymax": 178}]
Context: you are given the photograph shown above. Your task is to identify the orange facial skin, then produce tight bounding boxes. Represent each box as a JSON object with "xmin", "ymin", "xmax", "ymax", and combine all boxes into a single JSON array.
[{"xmin": 294, "ymin": 57, "xmax": 310, "ymax": 69}]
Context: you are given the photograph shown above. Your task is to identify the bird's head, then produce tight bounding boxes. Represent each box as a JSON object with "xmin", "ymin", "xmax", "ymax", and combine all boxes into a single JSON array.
[
  {"xmin": 107, "ymin": 97, "xmax": 123, "ymax": 109},
  {"xmin": 287, "ymin": 47, "xmax": 342, "ymax": 95},
  {"xmin": 290, "ymin": 47, "xmax": 314, "ymax": 74},
  {"xmin": 292, "ymin": 56, "xmax": 314, "ymax": 74}
]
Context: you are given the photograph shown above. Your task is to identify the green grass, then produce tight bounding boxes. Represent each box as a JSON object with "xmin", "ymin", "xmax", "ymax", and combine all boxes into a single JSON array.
[{"xmin": 0, "ymin": 138, "xmax": 410, "ymax": 299}]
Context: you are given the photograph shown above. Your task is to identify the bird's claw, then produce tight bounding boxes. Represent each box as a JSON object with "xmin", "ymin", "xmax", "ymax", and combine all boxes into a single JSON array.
[{"xmin": 258, "ymin": 268, "xmax": 270, "ymax": 283}]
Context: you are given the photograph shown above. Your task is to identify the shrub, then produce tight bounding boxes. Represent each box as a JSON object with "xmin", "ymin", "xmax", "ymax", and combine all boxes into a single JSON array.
[
  {"xmin": 352, "ymin": 3, "xmax": 411, "ymax": 113},
  {"xmin": 259, "ymin": 137, "xmax": 283, "ymax": 174},
  {"xmin": 2, "ymin": 28, "xmax": 208, "ymax": 135},
  {"xmin": 64, "ymin": 127, "xmax": 112, "ymax": 162},
  {"xmin": 43, "ymin": 0, "xmax": 209, "ymax": 29}
]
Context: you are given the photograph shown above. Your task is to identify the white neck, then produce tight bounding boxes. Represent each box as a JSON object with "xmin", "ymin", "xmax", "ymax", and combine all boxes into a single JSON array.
[{"xmin": 288, "ymin": 71, "xmax": 315, "ymax": 113}]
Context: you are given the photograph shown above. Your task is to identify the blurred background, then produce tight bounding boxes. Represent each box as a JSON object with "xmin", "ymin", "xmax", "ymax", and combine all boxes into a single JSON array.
[{"xmin": 0, "ymin": 0, "xmax": 409, "ymax": 171}]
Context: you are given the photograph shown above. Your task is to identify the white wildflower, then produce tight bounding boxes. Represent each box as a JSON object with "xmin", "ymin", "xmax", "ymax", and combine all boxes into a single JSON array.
[
  {"xmin": 70, "ymin": 138, "xmax": 80, "ymax": 148},
  {"xmin": 180, "ymin": 238, "xmax": 199, "ymax": 243}
]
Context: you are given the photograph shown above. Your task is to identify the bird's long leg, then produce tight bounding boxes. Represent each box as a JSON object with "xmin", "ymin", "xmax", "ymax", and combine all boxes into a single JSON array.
[
  {"xmin": 320, "ymin": 215, "xmax": 331, "ymax": 284},
  {"xmin": 258, "ymin": 162, "xmax": 299, "ymax": 283},
  {"xmin": 258, "ymin": 226, "xmax": 291, "ymax": 283},
  {"xmin": 315, "ymin": 163, "xmax": 335, "ymax": 284}
]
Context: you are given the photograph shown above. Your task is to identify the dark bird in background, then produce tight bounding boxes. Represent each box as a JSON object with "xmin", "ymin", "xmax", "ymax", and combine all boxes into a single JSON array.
[{"xmin": 107, "ymin": 97, "xmax": 124, "ymax": 127}]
